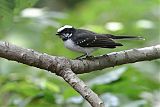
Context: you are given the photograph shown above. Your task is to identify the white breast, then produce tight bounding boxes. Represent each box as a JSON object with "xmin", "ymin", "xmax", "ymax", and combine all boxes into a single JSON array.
[{"xmin": 64, "ymin": 39, "xmax": 97, "ymax": 55}]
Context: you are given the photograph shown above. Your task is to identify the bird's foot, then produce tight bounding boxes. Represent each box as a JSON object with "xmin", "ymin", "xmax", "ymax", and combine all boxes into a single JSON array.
[
  {"xmin": 85, "ymin": 55, "xmax": 95, "ymax": 60},
  {"xmin": 75, "ymin": 54, "xmax": 86, "ymax": 60},
  {"xmin": 75, "ymin": 54, "xmax": 94, "ymax": 60}
]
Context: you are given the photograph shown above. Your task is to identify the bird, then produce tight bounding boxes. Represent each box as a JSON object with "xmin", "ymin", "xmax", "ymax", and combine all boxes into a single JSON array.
[{"xmin": 56, "ymin": 25, "xmax": 143, "ymax": 59}]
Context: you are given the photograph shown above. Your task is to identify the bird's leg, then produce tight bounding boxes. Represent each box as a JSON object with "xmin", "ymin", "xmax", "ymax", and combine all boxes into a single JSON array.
[
  {"xmin": 84, "ymin": 52, "xmax": 94, "ymax": 59},
  {"xmin": 75, "ymin": 53, "xmax": 87, "ymax": 60},
  {"xmin": 85, "ymin": 55, "xmax": 94, "ymax": 59},
  {"xmin": 75, "ymin": 53, "xmax": 95, "ymax": 60}
]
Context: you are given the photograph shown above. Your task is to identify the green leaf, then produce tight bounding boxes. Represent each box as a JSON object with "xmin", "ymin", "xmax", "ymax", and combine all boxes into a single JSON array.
[
  {"xmin": 92, "ymin": 66, "xmax": 160, "ymax": 99},
  {"xmin": 0, "ymin": 0, "xmax": 39, "ymax": 30},
  {"xmin": 0, "ymin": 81, "xmax": 40, "ymax": 96},
  {"xmin": 0, "ymin": 0, "xmax": 14, "ymax": 29},
  {"xmin": 14, "ymin": 0, "xmax": 39, "ymax": 15},
  {"xmin": 46, "ymin": 81, "xmax": 60, "ymax": 93},
  {"xmin": 63, "ymin": 87, "xmax": 79, "ymax": 99}
]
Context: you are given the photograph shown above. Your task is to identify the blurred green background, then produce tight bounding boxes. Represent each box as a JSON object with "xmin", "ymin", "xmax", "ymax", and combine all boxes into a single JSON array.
[{"xmin": 0, "ymin": 0, "xmax": 160, "ymax": 107}]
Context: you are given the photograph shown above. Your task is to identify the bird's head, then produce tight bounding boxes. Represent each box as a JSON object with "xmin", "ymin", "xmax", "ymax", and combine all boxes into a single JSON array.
[{"xmin": 56, "ymin": 25, "xmax": 75, "ymax": 41}]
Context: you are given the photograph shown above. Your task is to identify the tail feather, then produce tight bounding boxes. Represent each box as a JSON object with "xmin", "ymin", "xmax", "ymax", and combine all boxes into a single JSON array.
[{"xmin": 107, "ymin": 34, "xmax": 145, "ymax": 40}]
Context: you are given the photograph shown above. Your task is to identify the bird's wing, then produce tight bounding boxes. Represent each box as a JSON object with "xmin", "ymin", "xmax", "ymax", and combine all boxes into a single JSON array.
[{"xmin": 72, "ymin": 32, "xmax": 123, "ymax": 48}]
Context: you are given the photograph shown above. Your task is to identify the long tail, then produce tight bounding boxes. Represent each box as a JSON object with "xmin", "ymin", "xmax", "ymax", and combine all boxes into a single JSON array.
[{"xmin": 107, "ymin": 34, "xmax": 145, "ymax": 40}]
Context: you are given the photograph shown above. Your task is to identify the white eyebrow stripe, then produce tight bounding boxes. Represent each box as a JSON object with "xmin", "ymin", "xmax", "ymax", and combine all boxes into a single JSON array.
[{"xmin": 57, "ymin": 25, "xmax": 73, "ymax": 32}]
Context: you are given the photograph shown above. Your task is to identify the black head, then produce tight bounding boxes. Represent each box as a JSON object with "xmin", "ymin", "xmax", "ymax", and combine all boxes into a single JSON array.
[{"xmin": 56, "ymin": 25, "xmax": 75, "ymax": 41}]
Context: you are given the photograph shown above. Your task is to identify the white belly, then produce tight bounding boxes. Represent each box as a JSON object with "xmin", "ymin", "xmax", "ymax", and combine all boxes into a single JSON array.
[{"xmin": 64, "ymin": 39, "xmax": 96, "ymax": 55}]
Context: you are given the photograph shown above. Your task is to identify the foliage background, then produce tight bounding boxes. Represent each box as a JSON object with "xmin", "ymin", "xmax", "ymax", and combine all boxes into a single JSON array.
[{"xmin": 0, "ymin": 0, "xmax": 160, "ymax": 107}]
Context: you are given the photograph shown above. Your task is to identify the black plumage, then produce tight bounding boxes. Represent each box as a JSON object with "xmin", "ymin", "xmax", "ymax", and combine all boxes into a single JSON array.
[
  {"xmin": 72, "ymin": 29, "xmax": 123, "ymax": 48},
  {"xmin": 56, "ymin": 25, "xmax": 143, "ymax": 59}
]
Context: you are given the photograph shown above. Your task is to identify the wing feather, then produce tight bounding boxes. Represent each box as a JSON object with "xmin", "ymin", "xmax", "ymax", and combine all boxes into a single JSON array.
[{"xmin": 72, "ymin": 30, "xmax": 123, "ymax": 48}]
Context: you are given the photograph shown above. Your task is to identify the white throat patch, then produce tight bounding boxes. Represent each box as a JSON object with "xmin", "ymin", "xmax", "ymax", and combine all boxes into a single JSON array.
[{"xmin": 57, "ymin": 25, "xmax": 73, "ymax": 33}]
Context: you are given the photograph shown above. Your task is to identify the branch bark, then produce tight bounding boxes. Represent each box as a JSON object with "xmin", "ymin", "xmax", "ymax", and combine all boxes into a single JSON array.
[
  {"xmin": 59, "ymin": 68, "xmax": 104, "ymax": 107},
  {"xmin": 0, "ymin": 41, "xmax": 105, "ymax": 107},
  {"xmin": 0, "ymin": 41, "xmax": 160, "ymax": 107},
  {"xmin": 70, "ymin": 44, "xmax": 160, "ymax": 73}
]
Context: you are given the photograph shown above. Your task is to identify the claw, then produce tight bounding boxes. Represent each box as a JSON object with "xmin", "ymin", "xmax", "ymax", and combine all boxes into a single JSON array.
[
  {"xmin": 85, "ymin": 55, "xmax": 94, "ymax": 60},
  {"xmin": 75, "ymin": 53, "xmax": 95, "ymax": 60},
  {"xmin": 75, "ymin": 54, "xmax": 87, "ymax": 60}
]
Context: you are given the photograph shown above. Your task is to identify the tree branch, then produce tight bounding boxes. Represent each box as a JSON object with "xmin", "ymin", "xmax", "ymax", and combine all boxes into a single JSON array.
[
  {"xmin": 0, "ymin": 41, "xmax": 160, "ymax": 107},
  {"xmin": 0, "ymin": 41, "xmax": 105, "ymax": 107},
  {"xmin": 59, "ymin": 68, "xmax": 104, "ymax": 107},
  {"xmin": 70, "ymin": 44, "xmax": 160, "ymax": 73}
]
